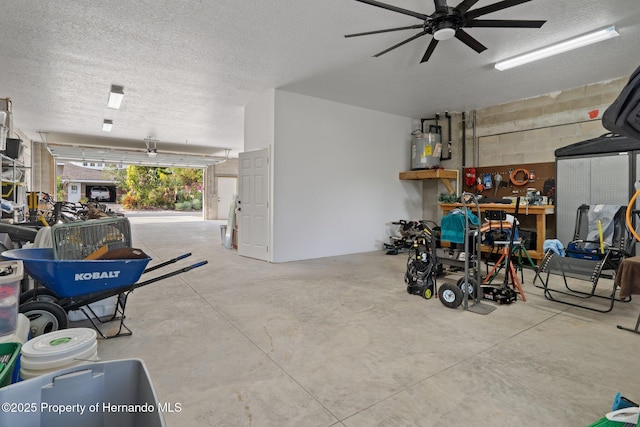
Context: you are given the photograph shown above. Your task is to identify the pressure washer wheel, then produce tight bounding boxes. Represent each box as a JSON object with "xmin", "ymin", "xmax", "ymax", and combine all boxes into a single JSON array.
[
  {"xmin": 406, "ymin": 281, "xmax": 434, "ymax": 298},
  {"xmin": 439, "ymin": 283, "xmax": 463, "ymax": 309},
  {"xmin": 456, "ymin": 277, "xmax": 478, "ymax": 298},
  {"xmin": 422, "ymin": 284, "xmax": 434, "ymax": 300}
]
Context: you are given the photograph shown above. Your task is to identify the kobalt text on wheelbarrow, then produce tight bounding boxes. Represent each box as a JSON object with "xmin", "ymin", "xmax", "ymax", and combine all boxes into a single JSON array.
[{"xmin": 2, "ymin": 247, "xmax": 208, "ymax": 339}]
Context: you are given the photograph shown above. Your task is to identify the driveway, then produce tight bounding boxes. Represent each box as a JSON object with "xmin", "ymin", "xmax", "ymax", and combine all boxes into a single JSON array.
[{"xmin": 104, "ymin": 203, "xmax": 204, "ymax": 218}]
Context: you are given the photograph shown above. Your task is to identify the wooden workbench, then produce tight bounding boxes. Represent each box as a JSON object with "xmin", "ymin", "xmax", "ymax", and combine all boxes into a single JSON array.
[{"xmin": 439, "ymin": 203, "xmax": 555, "ymax": 261}]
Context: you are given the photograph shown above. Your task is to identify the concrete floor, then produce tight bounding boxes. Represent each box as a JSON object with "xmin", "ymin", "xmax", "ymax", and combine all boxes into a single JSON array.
[{"xmin": 93, "ymin": 216, "xmax": 640, "ymax": 427}]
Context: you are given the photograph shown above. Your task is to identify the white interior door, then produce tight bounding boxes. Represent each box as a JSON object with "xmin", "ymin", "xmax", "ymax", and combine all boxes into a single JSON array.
[
  {"xmin": 238, "ymin": 148, "xmax": 269, "ymax": 261},
  {"xmin": 216, "ymin": 177, "xmax": 237, "ymax": 220}
]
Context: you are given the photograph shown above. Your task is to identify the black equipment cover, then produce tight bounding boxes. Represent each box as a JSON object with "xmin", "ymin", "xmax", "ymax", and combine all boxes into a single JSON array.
[{"xmin": 603, "ymin": 64, "xmax": 640, "ymax": 140}]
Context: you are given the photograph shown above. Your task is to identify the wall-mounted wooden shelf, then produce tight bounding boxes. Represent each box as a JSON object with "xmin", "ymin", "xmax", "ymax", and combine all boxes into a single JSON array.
[{"xmin": 399, "ymin": 169, "xmax": 458, "ymax": 194}]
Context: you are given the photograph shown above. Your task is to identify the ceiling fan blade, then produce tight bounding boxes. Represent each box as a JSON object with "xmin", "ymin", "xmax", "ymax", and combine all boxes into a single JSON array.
[
  {"xmin": 434, "ymin": 0, "xmax": 449, "ymax": 13},
  {"xmin": 454, "ymin": 0, "xmax": 480, "ymax": 14},
  {"xmin": 373, "ymin": 31, "xmax": 428, "ymax": 57},
  {"xmin": 466, "ymin": 19, "xmax": 545, "ymax": 28},
  {"xmin": 455, "ymin": 29, "xmax": 487, "ymax": 53},
  {"xmin": 420, "ymin": 38, "xmax": 439, "ymax": 63},
  {"xmin": 465, "ymin": 0, "xmax": 532, "ymax": 20},
  {"xmin": 345, "ymin": 24, "xmax": 424, "ymax": 38},
  {"xmin": 353, "ymin": 0, "xmax": 429, "ymax": 20}
]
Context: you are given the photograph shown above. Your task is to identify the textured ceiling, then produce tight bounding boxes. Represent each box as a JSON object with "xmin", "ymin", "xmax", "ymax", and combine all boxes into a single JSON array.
[{"xmin": 0, "ymin": 0, "xmax": 639, "ymax": 162}]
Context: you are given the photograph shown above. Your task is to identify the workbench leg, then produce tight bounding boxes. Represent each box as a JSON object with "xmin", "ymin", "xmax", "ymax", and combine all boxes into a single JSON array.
[{"xmin": 536, "ymin": 214, "xmax": 546, "ymax": 260}]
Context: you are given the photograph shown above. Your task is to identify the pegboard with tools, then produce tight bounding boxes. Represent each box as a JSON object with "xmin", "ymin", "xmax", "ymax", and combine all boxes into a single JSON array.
[{"xmin": 464, "ymin": 162, "xmax": 555, "ymax": 201}]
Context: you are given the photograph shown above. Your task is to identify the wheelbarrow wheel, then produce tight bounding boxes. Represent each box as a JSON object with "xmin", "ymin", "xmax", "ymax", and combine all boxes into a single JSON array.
[
  {"xmin": 439, "ymin": 283, "xmax": 463, "ymax": 309},
  {"xmin": 19, "ymin": 301, "xmax": 68, "ymax": 337},
  {"xmin": 20, "ymin": 288, "xmax": 60, "ymax": 305}
]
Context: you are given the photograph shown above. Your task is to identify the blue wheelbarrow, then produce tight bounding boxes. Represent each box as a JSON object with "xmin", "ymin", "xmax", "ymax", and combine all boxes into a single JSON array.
[{"xmin": 2, "ymin": 248, "xmax": 207, "ymax": 339}]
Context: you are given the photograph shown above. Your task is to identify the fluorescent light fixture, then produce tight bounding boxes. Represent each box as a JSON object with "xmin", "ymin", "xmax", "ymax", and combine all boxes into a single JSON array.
[
  {"xmin": 102, "ymin": 119, "xmax": 113, "ymax": 132},
  {"xmin": 495, "ymin": 26, "xmax": 619, "ymax": 71},
  {"xmin": 107, "ymin": 85, "xmax": 124, "ymax": 109}
]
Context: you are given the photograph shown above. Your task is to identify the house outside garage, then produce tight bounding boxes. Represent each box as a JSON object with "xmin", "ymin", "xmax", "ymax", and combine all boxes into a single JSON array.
[{"xmin": 58, "ymin": 161, "xmax": 119, "ymax": 203}]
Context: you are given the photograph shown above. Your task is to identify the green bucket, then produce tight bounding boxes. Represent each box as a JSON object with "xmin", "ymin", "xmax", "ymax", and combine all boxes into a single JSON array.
[{"xmin": 0, "ymin": 342, "xmax": 21, "ymax": 387}]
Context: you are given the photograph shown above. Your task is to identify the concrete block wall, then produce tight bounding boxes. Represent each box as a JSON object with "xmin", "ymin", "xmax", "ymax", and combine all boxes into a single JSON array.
[
  {"xmin": 30, "ymin": 141, "xmax": 55, "ymax": 195},
  {"xmin": 471, "ymin": 76, "xmax": 628, "ymax": 166},
  {"xmin": 422, "ymin": 75, "xmax": 629, "ymax": 222}
]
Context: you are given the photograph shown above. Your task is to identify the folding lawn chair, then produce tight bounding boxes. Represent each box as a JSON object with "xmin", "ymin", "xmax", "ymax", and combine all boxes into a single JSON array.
[{"xmin": 534, "ymin": 204, "xmax": 633, "ymax": 313}]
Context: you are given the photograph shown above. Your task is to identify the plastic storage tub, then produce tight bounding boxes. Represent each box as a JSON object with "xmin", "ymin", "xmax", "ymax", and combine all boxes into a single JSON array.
[
  {"xmin": 0, "ymin": 358, "xmax": 166, "ymax": 427},
  {"xmin": 0, "ymin": 313, "xmax": 29, "ymax": 345},
  {"xmin": 0, "ymin": 260, "xmax": 23, "ymax": 337},
  {"xmin": 66, "ymin": 295, "xmax": 118, "ymax": 322}
]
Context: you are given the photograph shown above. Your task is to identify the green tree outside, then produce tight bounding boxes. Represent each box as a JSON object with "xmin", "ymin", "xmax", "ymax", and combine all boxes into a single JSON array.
[
  {"xmin": 56, "ymin": 175, "xmax": 65, "ymax": 201},
  {"xmin": 105, "ymin": 165, "xmax": 203, "ymax": 210}
]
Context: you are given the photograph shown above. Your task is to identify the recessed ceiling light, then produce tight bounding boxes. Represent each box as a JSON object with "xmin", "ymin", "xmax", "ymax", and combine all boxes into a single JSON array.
[
  {"xmin": 107, "ymin": 85, "xmax": 124, "ymax": 109},
  {"xmin": 102, "ymin": 119, "xmax": 113, "ymax": 132},
  {"xmin": 495, "ymin": 26, "xmax": 619, "ymax": 71}
]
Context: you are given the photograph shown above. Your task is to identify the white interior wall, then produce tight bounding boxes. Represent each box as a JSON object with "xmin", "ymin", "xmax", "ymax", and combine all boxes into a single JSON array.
[
  {"xmin": 272, "ymin": 90, "xmax": 421, "ymax": 262},
  {"xmin": 244, "ymin": 89, "xmax": 275, "ymax": 152}
]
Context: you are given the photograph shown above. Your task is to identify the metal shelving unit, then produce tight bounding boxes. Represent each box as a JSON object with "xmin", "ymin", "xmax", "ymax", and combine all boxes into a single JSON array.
[{"xmin": 1, "ymin": 152, "xmax": 26, "ymax": 223}]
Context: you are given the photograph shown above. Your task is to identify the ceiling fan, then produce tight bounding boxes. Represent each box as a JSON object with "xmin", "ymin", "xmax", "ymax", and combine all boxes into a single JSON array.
[{"xmin": 345, "ymin": 0, "xmax": 546, "ymax": 63}]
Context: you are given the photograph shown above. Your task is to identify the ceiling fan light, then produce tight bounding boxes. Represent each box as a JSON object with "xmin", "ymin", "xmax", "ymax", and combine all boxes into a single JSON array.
[
  {"xmin": 495, "ymin": 26, "xmax": 619, "ymax": 71},
  {"xmin": 434, "ymin": 27, "xmax": 456, "ymax": 41}
]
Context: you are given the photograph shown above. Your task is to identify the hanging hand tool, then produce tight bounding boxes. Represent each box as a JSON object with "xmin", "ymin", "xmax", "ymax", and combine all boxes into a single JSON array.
[{"xmin": 494, "ymin": 173, "xmax": 502, "ymax": 197}]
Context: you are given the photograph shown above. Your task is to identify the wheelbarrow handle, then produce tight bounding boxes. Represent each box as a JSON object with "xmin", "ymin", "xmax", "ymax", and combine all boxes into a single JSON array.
[
  {"xmin": 143, "ymin": 253, "xmax": 193, "ymax": 274},
  {"xmin": 190, "ymin": 261, "xmax": 208, "ymax": 269},
  {"xmin": 133, "ymin": 260, "xmax": 208, "ymax": 289},
  {"xmin": 62, "ymin": 260, "xmax": 210, "ymax": 310}
]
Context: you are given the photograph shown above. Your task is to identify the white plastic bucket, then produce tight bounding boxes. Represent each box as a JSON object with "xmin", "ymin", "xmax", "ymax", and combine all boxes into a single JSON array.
[{"xmin": 20, "ymin": 328, "xmax": 99, "ymax": 380}]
